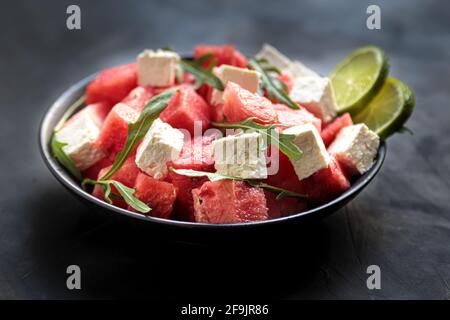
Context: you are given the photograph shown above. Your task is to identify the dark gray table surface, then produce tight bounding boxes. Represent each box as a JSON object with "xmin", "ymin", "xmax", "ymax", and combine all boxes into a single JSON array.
[{"xmin": 1, "ymin": 0, "xmax": 449, "ymax": 299}]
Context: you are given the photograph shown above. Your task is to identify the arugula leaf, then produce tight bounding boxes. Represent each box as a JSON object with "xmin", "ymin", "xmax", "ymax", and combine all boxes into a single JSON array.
[
  {"xmin": 101, "ymin": 89, "xmax": 176, "ymax": 181},
  {"xmin": 212, "ymin": 117, "xmax": 302, "ymax": 161},
  {"xmin": 255, "ymin": 58, "xmax": 282, "ymax": 75},
  {"xmin": 249, "ymin": 58, "xmax": 299, "ymax": 110},
  {"xmin": 170, "ymin": 168, "xmax": 307, "ymax": 200},
  {"xmin": 246, "ymin": 180, "xmax": 306, "ymax": 200},
  {"xmin": 51, "ymin": 95, "xmax": 86, "ymax": 180},
  {"xmin": 82, "ymin": 179, "xmax": 151, "ymax": 213},
  {"xmin": 170, "ymin": 168, "xmax": 236, "ymax": 182},
  {"xmin": 51, "ymin": 137, "xmax": 82, "ymax": 180},
  {"xmin": 179, "ymin": 54, "xmax": 224, "ymax": 90}
]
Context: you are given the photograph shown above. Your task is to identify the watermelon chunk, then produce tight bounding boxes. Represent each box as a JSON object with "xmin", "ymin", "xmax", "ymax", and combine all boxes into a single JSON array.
[
  {"xmin": 321, "ymin": 113, "xmax": 353, "ymax": 147},
  {"xmin": 277, "ymin": 73, "xmax": 294, "ymax": 93},
  {"xmin": 222, "ymin": 82, "xmax": 277, "ymax": 123},
  {"xmin": 266, "ymin": 152, "xmax": 349, "ymax": 206},
  {"xmin": 95, "ymin": 86, "xmax": 153, "ymax": 160},
  {"xmin": 170, "ymin": 134, "xmax": 216, "ymax": 172},
  {"xmin": 168, "ymin": 173, "xmax": 209, "ymax": 222},
  {"xmin": 121, "ymin": 86, "xmax": 153, "ymax": 112},
  {"xmin": 177, "ymin": 72, "xmax": 196, "ymax": 85},
  {"xmin": 192, "ymin": 180, "xmax": 268, "ymax": 224},
  {"xmin": 266, "ymin": 151, "xmax": 298, "ymax": 190},
  {"xmin": 166, "ymin": 134, "xmax": 217, "ymax": 221},
  {"xmin": 264, "ymin": 191, "xmax": 307, "ymax": 219},
  {"xmin": 194, "ymin": 45, "xmax": 248, "ymax": 68},
  {"xmin": 160, "ymin": 85, "xmax": 211, "ymax": 135},
  {"xmin": 95, "ymin": 102, "xmax": 140, "ymax": 160},
  {"xmin": 131, "ymin": 173, "xmax": 177, "ymax": 219},
  {"xmin": 210, "ymin": 103, "xmax": 225, "ymax": 122},
  {"xmin": 86, "ymin": 64, "xmax": 137, "ymax": 106},
  {"xmin": 300, "ymin": 156, "xmax": 351, "ymax": 204},
  {"xmin": 82, "ymin": 157, "xmax": 113, "ymax": 180},
  {"xmin": 92, "ymin": 156, "xmax": 140, "ymax": 208},
  {"xmin": 274, "ymin": 103, "xmax": 322, "ymax": 131}
]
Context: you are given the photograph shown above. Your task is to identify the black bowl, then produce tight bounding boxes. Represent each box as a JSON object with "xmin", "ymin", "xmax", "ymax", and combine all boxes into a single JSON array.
[{"xmin": 39, "ymin": 73, "xmax": 386, "ymax": 243}]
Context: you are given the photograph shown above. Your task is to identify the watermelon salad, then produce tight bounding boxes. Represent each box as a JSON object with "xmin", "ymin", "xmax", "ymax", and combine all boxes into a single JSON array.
[{"xmin": 51, "ymin": 44, "xmax": 414, "ymax": 224}]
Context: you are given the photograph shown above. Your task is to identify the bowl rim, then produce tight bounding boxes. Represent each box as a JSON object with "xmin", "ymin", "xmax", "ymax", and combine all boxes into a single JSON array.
[{"xmin": 39, "ymin": 72, "xmax": 386, "ymax": 230}]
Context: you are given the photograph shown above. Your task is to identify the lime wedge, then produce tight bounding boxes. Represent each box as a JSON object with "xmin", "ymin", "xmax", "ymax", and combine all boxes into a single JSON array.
[
  {"xmin": 330, "ymin": 46, "xmax": 389, "ymax": 115},
  {"xmin": 353, "ymin": 78, "xmax": 415, "ymax": 140}
]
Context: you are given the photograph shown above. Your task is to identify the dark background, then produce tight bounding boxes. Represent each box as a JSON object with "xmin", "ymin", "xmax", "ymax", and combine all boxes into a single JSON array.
[{"xmin": 1, "ymin": 0, "xmax": 450, "ymax": 299}]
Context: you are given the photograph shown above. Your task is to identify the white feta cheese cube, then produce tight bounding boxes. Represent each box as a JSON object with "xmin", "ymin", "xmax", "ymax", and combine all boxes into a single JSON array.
[
  {"xmin": 135, "ymin": 118, "xmax": 184, "ymax": 179},
  {"xmin": 210, "ymin": 65, "xmax": 260, "ymax": 105},
  {"xmin": 137, "ymin": 49, "xmax": 180, "ymax": 87},
  {"xmin": 328, "ymin": 124, "xmax": 380, "ymax": 174},
  {"xmin": 213, "ymin": 132, "xmax": 267, "ymax": 179},
  {"xmin": 289, "ymin": 61, "xmax": 320, "ymax": 78},
  {"xmin": 55, "ymin": 107, "xmax": 105, "ymax": 171},
  {"xmin": 283, "ymin": 123, "xmax": 330, "ymax": 180},
  {"xmin": 289, "ymin": 76, "xmax": 337, "ymax": 123},
  {"xmin": 256, "ymin": 43, "xmax": 319, "ymax": 78}
]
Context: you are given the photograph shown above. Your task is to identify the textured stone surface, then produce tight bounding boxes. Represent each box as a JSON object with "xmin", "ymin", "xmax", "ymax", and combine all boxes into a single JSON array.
[{"xmin": 0, "ymin": 0, "xmax": 449, "ymax": 299}]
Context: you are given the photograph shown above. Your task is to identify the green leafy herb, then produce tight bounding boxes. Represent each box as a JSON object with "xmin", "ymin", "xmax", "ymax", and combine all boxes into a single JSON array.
[
  {"xmin": 212, "ymin": 117, "xmax": 302, "ymax": 161},
  {"xmin": 50, "ymin": 95, "xmax": 86, "ymax": 180},
  {"xmin": 170, "ymin": 168, "xmax": 307, "ymax": 200},
  {"xmin": 249, "ymin": 58, "xmax": 299, "ymax": 110},
  {"xmin": 180, "ymin": 54, "xmax": 224, "ymax": 90},
  {"xmin": 101, "ymin": 89, "xmax": 176, "ymax": 181},
  {"xmin": 246, "ymin": 180, "xmax": 306, "ymax": 200},
  {"xmin": 51, "ymin": 137, "xmax": 82, "ymax": 180},
  {"xmin": 82, "ymin": 179, "xmax": 151, "ymax": 213}
]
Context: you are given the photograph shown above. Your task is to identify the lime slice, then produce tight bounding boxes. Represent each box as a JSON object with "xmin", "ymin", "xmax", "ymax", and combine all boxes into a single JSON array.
[
  {"xmin": 353, "ymin": 78, "xmax": 414, "ymax": 140},
  {"xmin": 330, "ymin": 46, "xmax": 389, "ymax": 115}
]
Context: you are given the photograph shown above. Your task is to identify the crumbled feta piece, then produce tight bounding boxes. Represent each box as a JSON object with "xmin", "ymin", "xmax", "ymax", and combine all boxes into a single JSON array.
[
  {"xmin": 137, "ymin": 49, "xmax": 180, "ymax": 87},
  {"xmin": 135, "ymin": 118, "xmax": 184, "ymax": 179},
  {"xmin": 256, "ymin": 43, "xmax": 319, "ymax": 78},
  {"xmin": 213, "ymin": 132, "xmax": 267, "ymax": 179},
  {"xmin": 289, "ymin": 76, "xmax": 337, "ymax": 123},
  {"xmin": 210, "ymin": 65, "xmax": 260, "ymax": 105},
  {"xmin": 328, "ymin": 124, "xmax": 380, "ymax": 174},
  {"xmin": 283, "ymin": 123, "xmax": 330, "ymax": 180},
  {"xmin": 55, "ymin": 107, "xmax": 105, "ymax": 171}
]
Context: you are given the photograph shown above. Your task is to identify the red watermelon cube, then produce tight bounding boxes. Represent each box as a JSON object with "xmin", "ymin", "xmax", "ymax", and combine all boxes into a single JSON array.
[
  {"xmin": 160, "ymin": 85, "xmax": 211, "ymax": 135},
  {"xmin": 300, "ymin": 156, "xmax": 351, "ymax": 204},
  {"xmin": 222, "ymin": 82, "xmax": 278, "ymax": 123},
  {"xmin": 121, "ymin": 86, "xmax": 153, "ymax": 112},
  {"xmin": 210, "ymin": 103, "xmax": 225, "ymax": 122},
  {"xmin": 321, "ymin": 113, "xmax": 353, "ymax": 147},
  {"xmin": 92, "ymin": 156, "xmax": 140, "ymax": 208},
  {"xmin": 166, "ymin": 134, "xmax": 217, "ymax": 221},
  {"xmin": 169, "ymin": 133, "xmax": 217, "ymax": 172},
  {"xmin": 131, "ymin": 173, "xmax": 177, "ymax": 219},
  {"xmin": 264, "ymin": 191, "xmax": 307, "ymax": 219},
  {"xmin": 82, "ymin": 157, "xmax": 113, "ymax": 180},
  {"xmin": 194, "ymin": 45, "xmax": 248, "ymax": 68},
  {"xmin": 168, "ymin": 173, "xmax": 209, "ymax": 222},
  {"xmin": 95, "ymin": 102, "xmax": 140, "ymax": 160},
  {"xmin": 266, "ymin": 152, "xmax": 350, "ymax": 206},
  {"xmin": 274, "ymin": 103, "xmax": 322, "ymax": 131},
  {"xmin": 277, "ymin": 73, "xmax": 294, "ymax": 93},
  {"xmin": 266, "ymin": 149, "xmax": 297, "ymax": 188},
  {"xmin": 86, "ymin": 63, "xmax": 137, "ymax": 106},
  {"xmin": 192, "ymin": 180, "xmax": 269, "ymax": 224}
]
